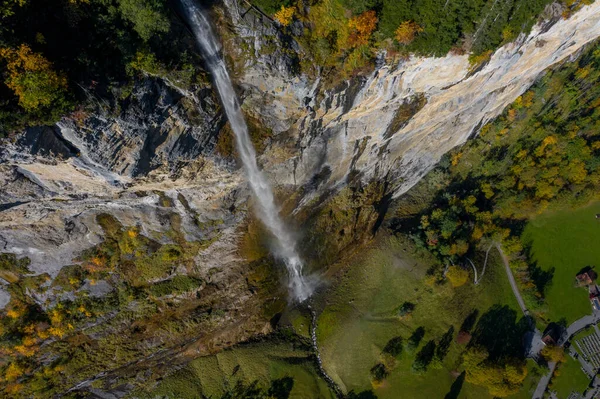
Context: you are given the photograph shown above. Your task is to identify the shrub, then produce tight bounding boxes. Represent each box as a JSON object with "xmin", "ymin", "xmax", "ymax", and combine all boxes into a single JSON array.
[{"xmin": 446, "ymin": 266, "xmax": 469, "ymax": 287}]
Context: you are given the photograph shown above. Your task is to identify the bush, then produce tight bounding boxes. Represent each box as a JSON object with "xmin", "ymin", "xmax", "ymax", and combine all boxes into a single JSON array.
[{"xmin": 446, "ymin": 266, "xmax": 469, "ymax": 287}]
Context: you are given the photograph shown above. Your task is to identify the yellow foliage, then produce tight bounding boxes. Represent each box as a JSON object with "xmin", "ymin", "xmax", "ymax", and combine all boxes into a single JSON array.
[
  {"xmin": 471, "ymin": 226, "xmax": 484, "ymax": 241},
  {"xmin": 4, "ymin": 363, "xmax": 24, "ymax": 381},
  {"xmin": 309, "ymin": 0, "xmax": 350, "ymax": 54},
  {"xmin": 446, "ymin": 265, "xmax": 469, "ymax": 287},
  {"xmin": 49, "ymin": 326, "xmax": 66, "ymax": 338},
  {"xmin": 522, "ymin": 91, "xmax": 534, "ymax": 108},
  {"xmin": 0, "ymin": 44, "xmax": 68, "ymax": 111},
  {"xmin": 274, "ymin": 5, "xmax": 295, "ymax": 27},
  {"xmin": 469, "ymin": 50, "xmax": 493, "ymax": 68},
  {"xmin": 394, "ymin": 20, "xmax": 423, "ymax": 45},
  {"xmin": 464, "ymin": 347, "xmax": 527, "ymax": 397},
  {"xmin": 451, "ymin": 152, "xmax": 463, "ymax": 166},
  {"xmin": 6, "ymin": 308, "xmax": 21, "ymax": 319},
  {"xmin": 480, "ymin": 124, "xmax": 491, "ymax": 137},
  {"xmin": 4, "ymin": 383, "xmax": 24, "ymax": 395},
  {"xmin": 507, "ymin": 108, "xmax": 517, "ymax": 122},
  {"xmin": 541, "ymin": 345, "xmax": 565, "ymax": 363},
  {"xmin": 91, "ymin": 256, "xmax": 106, "ymax": 266},
  {"xmin": 501, "ymin": 26, "xmax": 514, "ymax": 42},
  {"xmin": 14, "ymin": 344, "xmax": 37, "ymax": 357},
  {"xmin": 480, "ymin": 183, "xmax": 494, "ymax": 199},
  {"xmin": 49, "ymin": 309, "xmax": 63, "ymax": 325}
]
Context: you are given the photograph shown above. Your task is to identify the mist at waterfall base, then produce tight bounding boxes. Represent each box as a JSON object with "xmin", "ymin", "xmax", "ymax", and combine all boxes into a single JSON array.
[{"xmin": 179, "ymin": 0, "xmax": 314, "ymax": 302}]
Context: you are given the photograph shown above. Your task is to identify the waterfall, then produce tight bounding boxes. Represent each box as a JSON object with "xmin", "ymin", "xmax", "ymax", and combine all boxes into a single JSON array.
[{"xmin": 178, "ymin": 0, "xmax": 311, "ymax": 302}]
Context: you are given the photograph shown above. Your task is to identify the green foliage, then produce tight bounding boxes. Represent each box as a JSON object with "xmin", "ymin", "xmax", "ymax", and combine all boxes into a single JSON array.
[
  {"xmin": 0, "ymin": 0, "xmax": 201, "ymax": 134},
  {"xmin": 0, "ymin": 252, "xmax": 30, "ymax": 274},
  {"xmin": 408, "ymin": 43, "xmax": 600, "ymax": 317},
  {"xmin": 370, "ymin": 362, "xmax": 388, "ymax": 382},
  {"xmin": 412, "ymin": 340, "xmax": 436, "ymax": 373},
  {"xmin": 146, "ymin": 275, "xmax": 202, "ymax": 297},
  {"xmin": 117, "ymin": 0, "xmax": 170, "ymax": 41},
  {"xmin": 396, "ymin": 301, "xmax": 415, "ymax": 317},
  {"xmin": 446, "ymin": 265, "xmax": 469, "ymax": 287},
  {"xmin": 253, "ymin": 0, "xmax": 292, "ymax": 15},
  {"xmin": 407, "ymin": 326, "xmax": 425, "ymax": 351}
]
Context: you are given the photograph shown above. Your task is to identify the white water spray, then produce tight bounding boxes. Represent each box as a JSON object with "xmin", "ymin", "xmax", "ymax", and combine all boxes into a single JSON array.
[{"xmin": 179, "ymin": 0, "xmax": 311, "ymax": 301}]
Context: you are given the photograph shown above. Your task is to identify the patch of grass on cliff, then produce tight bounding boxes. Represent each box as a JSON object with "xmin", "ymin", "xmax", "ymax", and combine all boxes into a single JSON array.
[
  {"xmin": 521, "ymin": 201, "xmax": 600, "ymax": 325},
  {"xmin": 314, "ymin": 233, "xmax": 528, "ymax": 398},
  {"xmin": 140, "ymin": 340, "xmax": 335, "ymax": 399},
  {"xmin": 89, "ymin": 213, "xmax": 208, "ymax": 286},
  {"xmin": 215, "ymin": 114, "xmax": 273, "ymax": 158}
]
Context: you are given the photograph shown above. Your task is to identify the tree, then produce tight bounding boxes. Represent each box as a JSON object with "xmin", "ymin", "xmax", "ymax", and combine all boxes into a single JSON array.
[
  {"xmin": 395, "ymin": 21, "xmax": 423, "ymax": 45},
  {"xmin": 407, "ymin": 326, "xmax": 425, "ymax": 351},
  {"xmin": 463, "ymin": 347, "xmax": 528, "ymax": 397},
  {"xmin": 412, "ymin": 340, "xmax": 436, "ymax": 372},
  {"xmin": 446, "ymin": 266, "xmax": 469, "ymax": 287},
  {"xmin": 0, "ymin": 44, "xmax": 68, "ymax": 112},
  {"xmin": 274, "ymin": 5, "xmax": 295, "ymax": 26},
  {"xmin": 348, "ymin": 10, "xmax": 378, "ymax": 47},
  {"xmin": 117, "ymin": 0, "xmax": 170, "ymax": 41},
  {"xmin": 541, "ymin": 345, "xmax": 565, "ymax": 363},
  {"xmin": 1, "ymin": 0, "xmax": 26, "ymax": 18},
  {"xmin": 370, "ymin": 363, "xmax": 388, "ymax": 382}
]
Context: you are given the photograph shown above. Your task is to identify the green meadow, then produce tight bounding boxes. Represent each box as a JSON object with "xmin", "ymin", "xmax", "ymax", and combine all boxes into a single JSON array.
[
  {"xmin": 548, "ymin": 354, "xmax": 590, "ymax": 398},
  {"xmin": 522, "ymin": 202, "xmax": 600, "ymax": 324},
  {"xmin": 312, "ymin": 234, "xmax": 539, "ymax": 399},
  {"xmin": 140, "ymin": 340, "xmax": 334, "ymax": 398}
]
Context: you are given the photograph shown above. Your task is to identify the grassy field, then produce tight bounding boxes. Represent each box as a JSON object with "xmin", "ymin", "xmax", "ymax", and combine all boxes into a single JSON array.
[
  {"xmin": 549, "ymin": 355, "xmax": 590, "ymax": 398},
  {"xmin": 311, "ymin": 233, "xmax": 535, "ymax": 399},
  {"xmin": 140, "ymin": 340, "xmax": 334, "ymax": 398},
  {"xmin": 521, "ymin": 202, "xmax": 600, "ymax": 324}
]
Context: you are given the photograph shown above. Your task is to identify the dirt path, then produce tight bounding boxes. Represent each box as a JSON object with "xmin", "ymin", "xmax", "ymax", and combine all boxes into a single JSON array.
[{"xmin": 495, "ymin": 243, "xmax": 529, "ymax": 315}]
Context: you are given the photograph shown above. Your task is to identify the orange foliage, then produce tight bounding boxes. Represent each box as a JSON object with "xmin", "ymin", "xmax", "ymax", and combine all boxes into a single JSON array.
[
  {"xmin": 0, "ymin": 44, "xmax": 68, "ymax": 111},
  {"xmin": 348, "ymin": 10, "xmax": 378, "ymax": 47}
]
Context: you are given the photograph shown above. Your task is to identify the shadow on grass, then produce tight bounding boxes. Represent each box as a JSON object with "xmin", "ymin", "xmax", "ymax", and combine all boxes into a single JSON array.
[
  {"xmin": 470, "ymin": 305, "xmax": 532, "ymax": 361},
  {"xmin": 460, "ymin": 309, "xmax": 479, "ymax": 333},
  {"xmin": 444, "ymin": 371, "xmax": 466, "ymax": 399},
  {"xmin": 523, "ymin": 242, "xmax": 554, "ymax": 297},
  {"xmin": 347, "ymin": 390, "xmax": 378, "ymax": 399}
]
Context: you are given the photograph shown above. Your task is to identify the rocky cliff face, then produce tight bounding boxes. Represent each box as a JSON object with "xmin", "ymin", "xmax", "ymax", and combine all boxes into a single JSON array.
[
  {"xmin": 1, "ymin": 0, "xmax": 600, "ymax": 391},
  {"xmin": 227, "ymin": 0, "xmax": 600, "ymax": 203}
]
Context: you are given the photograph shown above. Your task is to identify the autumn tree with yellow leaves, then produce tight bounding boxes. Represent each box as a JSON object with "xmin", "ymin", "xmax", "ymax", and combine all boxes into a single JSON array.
[
  {"xmin": 394, "ymin": 21, "xmax": 423, "ymax": 45},
  {"xmin": 0, "ymin": 45, "xmax": 69, "ymax": 112},
  {"xmin": 274, "ymin": 5, "xmax": 295, "ymax": 26}
]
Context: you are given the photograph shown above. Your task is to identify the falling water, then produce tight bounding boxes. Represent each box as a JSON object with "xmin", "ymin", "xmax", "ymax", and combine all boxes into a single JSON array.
[{"xmin": 179, "ymin": 0, "xmax": 311, "ymax": 301}]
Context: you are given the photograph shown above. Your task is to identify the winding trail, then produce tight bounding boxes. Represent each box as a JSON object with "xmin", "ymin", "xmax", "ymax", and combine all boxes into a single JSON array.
[{"xmin": 495, "ymin": 243, "xmax": 529, "ymax": 316}]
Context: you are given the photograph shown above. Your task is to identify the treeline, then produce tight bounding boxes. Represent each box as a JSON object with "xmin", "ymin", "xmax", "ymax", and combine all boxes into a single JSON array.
[
  {"xmin": 403, "ymin": 41, "xmax": 600, "ymax": 310},
  {"xmin": 0, "ymin": 0, "xmax": 202, "ymax": 135},
  {"xmin": 253, "ymin": 0, "xmax": 593, "ymax": 81}
]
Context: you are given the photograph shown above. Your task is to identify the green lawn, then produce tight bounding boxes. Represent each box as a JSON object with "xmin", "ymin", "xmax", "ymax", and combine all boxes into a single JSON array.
[
  {"xmin": 313, "ymin": 234, "xmax": 528, "ymax": 399},
  {"xmin": 521, "ymin": 201, "xmax": 600, "ymax": 324},
  {"xmin": 549, "ymin": 355, "xmax": 590, "ymax": 398},
  {"xmin": 139, "ymin": 340, "xmax": 334, "ymax": 399}
]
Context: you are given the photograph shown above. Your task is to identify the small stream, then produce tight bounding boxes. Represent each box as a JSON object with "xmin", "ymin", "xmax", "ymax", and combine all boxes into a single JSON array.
[{"xmin": 309, "ymin": 304, "xmax": 344, "ymax": 398}]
